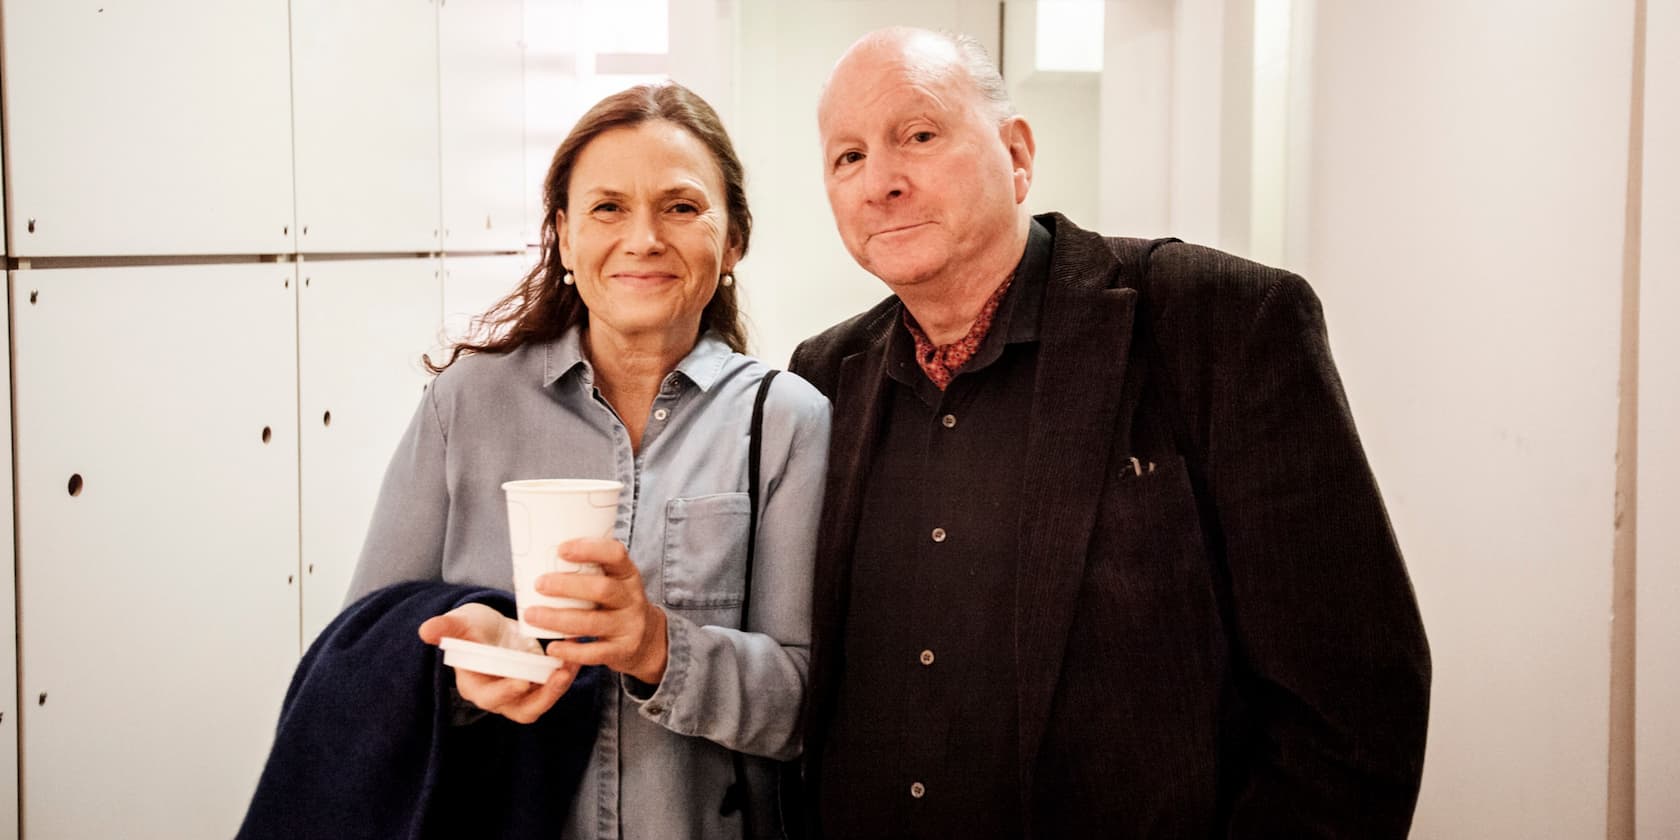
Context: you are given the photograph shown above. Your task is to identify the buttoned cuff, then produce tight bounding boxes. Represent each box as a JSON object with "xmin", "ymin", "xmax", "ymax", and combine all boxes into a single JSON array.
[{"xmin": 621, "ymin": 607, "xmax": 692, "ymax": 723}]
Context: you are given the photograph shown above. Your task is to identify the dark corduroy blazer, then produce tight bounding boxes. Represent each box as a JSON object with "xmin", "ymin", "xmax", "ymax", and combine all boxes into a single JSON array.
[{"xmin": 787, "ymin": 213, "xmax": 1431, "ymax": 839}]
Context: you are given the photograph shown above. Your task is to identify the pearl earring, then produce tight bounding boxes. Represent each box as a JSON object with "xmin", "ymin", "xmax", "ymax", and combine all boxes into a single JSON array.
[
  {"xmin": 562, "ymin": 271, "xmax": 575, "ymax": 286},
  {"xmin": 720, "ymin": 272, "xmax": 734, "ymax": 288}
]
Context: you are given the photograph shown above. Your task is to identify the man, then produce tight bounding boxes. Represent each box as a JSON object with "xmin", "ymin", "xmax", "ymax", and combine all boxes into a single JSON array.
[{"xmin": 787, "ymin": 26, "xmax": 1431, "ymax": 839}]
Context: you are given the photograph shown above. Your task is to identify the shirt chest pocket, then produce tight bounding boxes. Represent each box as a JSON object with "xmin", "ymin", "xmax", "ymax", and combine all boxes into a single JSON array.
[{"xmin": 661, "ymin": 492, "xmax": 750, "ymax": 611}]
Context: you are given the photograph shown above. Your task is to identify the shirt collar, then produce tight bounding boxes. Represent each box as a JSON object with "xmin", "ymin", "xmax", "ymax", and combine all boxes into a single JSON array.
[
  {"xmin": 995, "ymin": 217, "xmax": 1052, "ymax": 345},
  {"xmin": 541, "ymin": 325, "xmax": 734, "ymax": 391},
  {"xmin": 886, "ymin": 217, "xmax": 1053, "ymax": 388}
]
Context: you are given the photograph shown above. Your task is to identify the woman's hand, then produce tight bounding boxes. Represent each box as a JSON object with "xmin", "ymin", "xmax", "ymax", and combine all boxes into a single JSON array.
[
  {"xmin": 417, "ymin": 603, "xmax": 581, "ymax": 724},
  {"xmin": 526, "ymin": 538, "xmax": 670, "ymax": 686}
]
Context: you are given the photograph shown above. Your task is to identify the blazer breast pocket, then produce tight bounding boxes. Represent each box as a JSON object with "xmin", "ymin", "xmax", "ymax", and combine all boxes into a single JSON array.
[
  {"xmin": 662, "ymin": 492, "xmax": 750, "ymax": 611},
  {"xmin": 1098, "ymin": 453, "xmax": 1210, "ymax": 576}
]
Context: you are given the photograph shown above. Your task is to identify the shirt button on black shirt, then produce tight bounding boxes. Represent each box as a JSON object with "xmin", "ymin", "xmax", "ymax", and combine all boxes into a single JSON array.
[{"xmin": 818, "ymin": 218, "xmax": 1052, "ymax": 840}]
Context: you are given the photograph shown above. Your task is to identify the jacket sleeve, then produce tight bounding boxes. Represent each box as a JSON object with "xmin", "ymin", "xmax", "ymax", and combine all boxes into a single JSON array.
[
  {"xmin": 1200, "ymin": 273, "xmax": 1431, "ymax": 838},
  {"xmin": 623, "ymin": 376, "xmax": 832, "ymax": 761}
]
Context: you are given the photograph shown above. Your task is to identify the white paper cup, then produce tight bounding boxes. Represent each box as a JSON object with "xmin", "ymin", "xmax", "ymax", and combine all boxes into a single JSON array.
[{"xmin": 501, "ymin": 478, "xmax": 623, "ymax": 638}]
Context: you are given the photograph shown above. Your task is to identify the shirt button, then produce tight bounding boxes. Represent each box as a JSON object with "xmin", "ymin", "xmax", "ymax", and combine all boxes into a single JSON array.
[
  {"xmin": 910, "ymin": 781, "xmax": 926, "ymax": 799},
  {"xmin": 941, "ymin": 414, "xmax": 957, "ymax": 429},
  {"xmin": 653, "ymin": 408, "xmax": 669, "ymax": 421},
  {"xmin": 919, "ymin": 649, "xmax": 935, "ymax": 666},
  {"xmin": 931, "ymin": 527, "xmax": 947, "ymax": 543}
]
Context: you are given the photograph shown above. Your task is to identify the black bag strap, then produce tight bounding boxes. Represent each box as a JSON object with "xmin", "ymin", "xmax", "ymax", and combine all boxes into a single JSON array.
[
  {"xmin": 744, "ymin": 369, "xmax": 779, "ymax": 616},
  {"xmin": 721, "ymin": 369, "xmax": 780, "ymax": 836}
]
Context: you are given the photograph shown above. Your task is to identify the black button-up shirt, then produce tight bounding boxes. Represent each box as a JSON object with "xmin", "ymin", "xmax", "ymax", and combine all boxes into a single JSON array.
[{"xmin": 818, "ymin": 222, "xmax": 1052, "ymax": 839}]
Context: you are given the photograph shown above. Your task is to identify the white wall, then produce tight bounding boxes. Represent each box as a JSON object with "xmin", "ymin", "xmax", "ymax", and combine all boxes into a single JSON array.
[
  {"xmin": 999, "ymin": 1, "xmax": 1102, "ymax": 227},
  {"xmin": 1096, "ymin": 0, "xmax": 1260, "ymax": 260},
  {"xmin": 1637, "ymin": 0, "xmax": 1680, "ymax": 834},
  {"xmin": 1098, "ymin": 0, "xmax": 1175, "ymax": 237},
  {"xmin": 1301, "ymin": 3, "xmax": 1635, "ymax": 837}
]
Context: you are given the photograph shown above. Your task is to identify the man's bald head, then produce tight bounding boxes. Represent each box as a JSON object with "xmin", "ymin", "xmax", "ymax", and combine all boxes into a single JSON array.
[
  {"xmin": 820, "ymin": 27, "xmax": 1014, "ymax": 127},
  {"xmin": 813, "ymin": 26, "xmax": 1037, "ymax": 326}
]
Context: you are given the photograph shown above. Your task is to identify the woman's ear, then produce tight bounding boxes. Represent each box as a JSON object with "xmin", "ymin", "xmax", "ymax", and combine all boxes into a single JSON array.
[
  {"xmin": 723, "ymin": 238, "xmax": 744, "ymax": 277},
  {"xmin": 554, "ymin": 208, "xmax": 573, "ymax": 267}
]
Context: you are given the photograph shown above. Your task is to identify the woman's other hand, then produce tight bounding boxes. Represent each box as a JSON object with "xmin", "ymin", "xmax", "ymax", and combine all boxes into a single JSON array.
[
  {"xmin": 527, "ymin": 538, "xmax": 670, "ymax": 686},
  {"xmin": 418, "ymin": 603, "xmax": 581, "ymax": 724}
]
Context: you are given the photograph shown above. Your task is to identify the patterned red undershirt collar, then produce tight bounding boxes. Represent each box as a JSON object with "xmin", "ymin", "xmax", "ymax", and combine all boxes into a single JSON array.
[{"xmin": 901, "ymin": 274, "xmax": 1016, "ymax": 391}]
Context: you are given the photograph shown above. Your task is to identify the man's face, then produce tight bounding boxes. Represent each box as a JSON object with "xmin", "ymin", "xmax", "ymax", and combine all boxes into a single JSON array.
[{"xmin": 818, "ymin": 43, "xmax": 1031, "ymax": 294}]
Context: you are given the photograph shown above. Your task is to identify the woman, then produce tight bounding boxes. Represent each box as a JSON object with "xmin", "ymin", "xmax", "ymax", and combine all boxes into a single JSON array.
[{"xmin": 346, "ymin": 82, "xmax": 829, "ymax": 840}]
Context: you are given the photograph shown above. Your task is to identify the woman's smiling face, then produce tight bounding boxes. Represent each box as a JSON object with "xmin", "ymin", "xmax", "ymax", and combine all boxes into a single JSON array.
[{"xmin": 557, "ymin": 119, "xmax": 741, "ymax": 349}]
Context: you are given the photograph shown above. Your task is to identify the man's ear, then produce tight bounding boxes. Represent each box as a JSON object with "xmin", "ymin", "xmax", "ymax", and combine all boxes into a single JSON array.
[{"xmin": 1001, "ymin": 116, "xmax": 1036, "ymax": 204}]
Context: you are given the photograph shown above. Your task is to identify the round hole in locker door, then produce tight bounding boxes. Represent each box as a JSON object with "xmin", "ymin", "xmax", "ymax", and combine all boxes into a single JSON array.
[
  {"xmin": 261, "ymin": 426, "xmax": 272, "ymax": 444},
  {"xmin": 67, "ymin": 474, "xmax": 83, "ymax": 497},
  {"xmin": 323, "ymin": 410, "xmax": 332, "ymax": 427}
]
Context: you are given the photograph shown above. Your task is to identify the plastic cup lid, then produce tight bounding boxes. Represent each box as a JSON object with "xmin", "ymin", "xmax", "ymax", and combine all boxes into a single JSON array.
[{"xmin": 438, "ymin": 637, "xmax": 559, "ymax": 684}]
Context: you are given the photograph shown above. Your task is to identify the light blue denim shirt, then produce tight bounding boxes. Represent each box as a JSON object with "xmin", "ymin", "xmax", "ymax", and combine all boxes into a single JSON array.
[{"xmin": 347, "ymin": 327, "xmax": 830, "ymax": 840}]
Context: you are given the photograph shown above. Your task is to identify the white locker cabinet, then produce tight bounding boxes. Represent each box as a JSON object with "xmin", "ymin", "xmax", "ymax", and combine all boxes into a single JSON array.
[
  {"xmin": 11, "ymin": 264, "xmax": 300, "ymax": 839},
  {"xmin": 0, "ymin": 1, "xmax": 295, "ymax": 257},
  {"xmin": 441, "ymin": 252, "xmax": 530, "ymax": 344},
  {"xmin": 291, "ymin": 0, "xmax": 443, "ymax": 254},
  {"xmin": 300, "ymin": 258, "xmax": 443, "ymax": 644},
  {"xmin": 0, "ymin": 278, "xmax": 18, "ymax": 840},
  {"xmin": 440, "ymin": 0, "xmax": 527, "ymax": 253}
]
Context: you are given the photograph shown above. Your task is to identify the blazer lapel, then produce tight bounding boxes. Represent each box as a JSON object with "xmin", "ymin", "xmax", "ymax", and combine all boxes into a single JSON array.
[{"xmin": 1015, "ymin": 222, "xmax": 1138, "ymax": 806}]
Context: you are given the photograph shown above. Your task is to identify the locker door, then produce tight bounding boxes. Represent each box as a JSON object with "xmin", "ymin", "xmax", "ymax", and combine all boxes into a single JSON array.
[
  {"xmin": 440, "ymin": 0, "xmax": 527, "ymax": 253},
  {"xmin": 11, "ymin": 264, "xmax": 299, "ymax": 839},
  {"xmin": 0, "ymin": 276, "xmax": 18, "ymax": 840},
  {"xmin": 299, "ymin": 258, "xmax": 443, "ymax": 643},
  {"xmin": 291, "ymin": 0, "xmax": 443, "ymax": 254},
  {"xmin": 0, "ymin": 1, "xmax": 294, "ymax": 257},
  {"xmin": 442, "ymin": 253, "xmax": 530, "ymax": 345}
]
